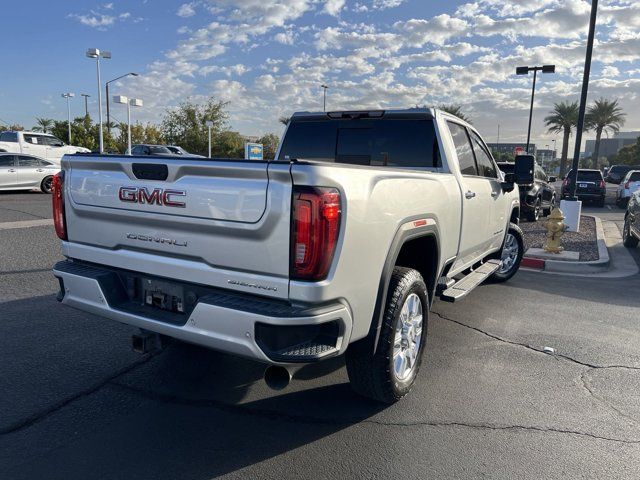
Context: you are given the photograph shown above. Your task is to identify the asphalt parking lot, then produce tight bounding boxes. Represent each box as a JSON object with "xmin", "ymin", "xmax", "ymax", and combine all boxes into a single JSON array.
[{"xmin": 1, "ymin": 189, "xmax": 640, "ymax": 479}]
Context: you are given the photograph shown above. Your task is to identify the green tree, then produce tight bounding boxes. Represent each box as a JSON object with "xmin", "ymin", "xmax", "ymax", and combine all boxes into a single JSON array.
[
  {"xmin": 33, "ymin": 117, "xmax": 54, "ymax": 133},
  {"xmin": 438, "ymin": 104, "xmax": 472, "ymax": 124},
  {"xmin": 115, "ymin": 122, "xmax": 164, "ymax": 153},
  {"xmin": 614, "ymin": 137, "xmax": 640, "ymax": 166},
  {"xmin": 585, "ymin": 98, "xmax": 626, "ymax": 169},
  {"xmin": 544, "ymin": 101, "xmax": 579, "ymax": 178},
  {"xmin": 279, "ymin": 116, "xmax": 290, "ymax": 126},
  {"xmin": 214, "ymin": 131, "xmax": 245, "ymax": 158},
  {"xmin": 257, "ymin": 133, "xmax": 280, "ymax": 159},
  {"xmin": 0, "ymin": 124, "xmax": 24, "ymax": 132},
  {"xmin": 161, "ymin": 97, "xmax": 229, "ymax": 156}
]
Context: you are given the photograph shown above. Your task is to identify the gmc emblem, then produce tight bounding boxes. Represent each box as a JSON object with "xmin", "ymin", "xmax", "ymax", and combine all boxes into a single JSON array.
[{"xmin": 118, "ymin": 186, "xmax": 186, "ymax": 208}]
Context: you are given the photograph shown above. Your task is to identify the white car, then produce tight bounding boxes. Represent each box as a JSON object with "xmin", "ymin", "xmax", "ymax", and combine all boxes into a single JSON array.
[
  {"xmin": 0, "ymin": 153, "xmax": 60, "ymax": 193},
  {"xmin": 0, "ymin": 131, "xmax": 90, "ymax": 165},
  {"xmin": 616, "ymin": 170, "xmax": 640, "ymax": 208}
]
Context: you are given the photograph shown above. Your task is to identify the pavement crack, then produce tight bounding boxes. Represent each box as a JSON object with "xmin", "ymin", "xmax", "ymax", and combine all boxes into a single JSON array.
[
  {"xmin": 580, "ymin": 369, "xmax": 640, "ymax": 426},
  {"xmin": 431, "ymin": 310, "xmax": 640, "ymax": 371},
  {"xmin": 0, "ymin": 206, "xmax": 47, "ymax": 220},
  {"xmin": 0, "ymin": 352, "xmax": 159, "ymax": 436},
  {"xmin": 108, "ymin": 383, "xmax": 640, "ymax": 445}
]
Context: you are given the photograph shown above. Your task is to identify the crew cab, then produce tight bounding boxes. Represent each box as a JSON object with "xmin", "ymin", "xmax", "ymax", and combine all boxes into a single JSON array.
[
  {"xmin": 0, "ymin": 131, "xmax": 89, "ymax": 165},
  {"xmin": 52, "ymin": 109, "xmax": 532, "ymax": 403}
]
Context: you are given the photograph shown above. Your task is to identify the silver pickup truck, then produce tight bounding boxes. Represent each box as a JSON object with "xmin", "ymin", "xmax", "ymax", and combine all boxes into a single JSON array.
[{"xmin": 53, "ymin": 109, "xmax": 533, "ymax": 403}]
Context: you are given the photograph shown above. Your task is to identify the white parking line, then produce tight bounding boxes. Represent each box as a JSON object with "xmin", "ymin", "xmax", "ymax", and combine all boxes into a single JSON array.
[
  {"xmin": 0, "ymin": 219, "xmax": 53, "ymax": 230},
  {"xmin": 607, "ymin": 205, "xmax": 612, "ymax": 210}
]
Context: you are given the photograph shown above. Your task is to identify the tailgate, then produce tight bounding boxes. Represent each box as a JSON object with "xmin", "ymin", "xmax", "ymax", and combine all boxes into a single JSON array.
[{"xmin": 62, "ymin": 156, "xmax": 293, "ymax": 298}]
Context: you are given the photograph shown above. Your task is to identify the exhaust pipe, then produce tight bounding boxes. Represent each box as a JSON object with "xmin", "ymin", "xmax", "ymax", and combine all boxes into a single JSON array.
[{"xmin": 264, "ymin": 365, "xmax": 293, "ymax": 390}]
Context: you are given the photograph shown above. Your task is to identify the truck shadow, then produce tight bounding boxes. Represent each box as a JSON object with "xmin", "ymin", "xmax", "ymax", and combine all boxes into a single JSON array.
[{"xmin": 1, "ymin": 294, "xmax": 387, "ymax": 480}]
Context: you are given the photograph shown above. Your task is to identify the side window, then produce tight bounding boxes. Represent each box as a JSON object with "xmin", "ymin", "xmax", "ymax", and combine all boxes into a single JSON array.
[
  {"xmin": 40, "ymin": 160, "xmax": 55, "ymax": 167},
  {"xmin": 0, "ymin": 155, "xmax": 15, "ymax": 167},
  {"xmin": 447, "ymin": 122, "xmax": 477, "ymax": 176},
  {"xmin": 0, "ymin": 132, "xmax": 18, "ymax": 142},
  {"xmin": 469, "ymin": 131, "xmax": 498, "ymax": 178},
  {"xmin": 23, "ymin": 134, "xmax": 38, "ymax": 144},
  {"xmin": 132, "ymin": 146, "xmax": 142, "ymax": 155},
  {"xmin": 17, "ymin": 155, "xmax": 40, "ymax": 167}
]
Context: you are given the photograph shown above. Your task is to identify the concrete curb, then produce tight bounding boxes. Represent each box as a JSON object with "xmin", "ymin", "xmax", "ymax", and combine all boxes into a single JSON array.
[{"xmin": 522, "ymin": 215, "xmax": 610, "ymax": 274}]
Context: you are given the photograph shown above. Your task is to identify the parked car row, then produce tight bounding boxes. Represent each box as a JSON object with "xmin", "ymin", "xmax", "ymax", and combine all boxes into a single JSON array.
[
  {"xmin": 0, "ymin": 152, "xmax": 59, "ymax": 193},
  {"xmin": 0, "ymin": 131, "xmax": 90, "ymax": 164},
  {"xmin": 128, "ymin": 144, "xmax": 204, "ymax": 157},
  {"xmin": 606, "ymin": 164, "xmax": 640, "ymax": 184},
  {"xmin": 497, "ymin": 161, "xmax": 556, "ymax": 221},
  {"xmin": 561, "ymin": 169, "xmax": 607, "ymax": 207}
]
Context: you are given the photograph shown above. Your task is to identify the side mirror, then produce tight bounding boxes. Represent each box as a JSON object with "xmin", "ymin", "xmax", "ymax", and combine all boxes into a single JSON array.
[
  {"xmin": 501, "ymin": 172, "xmax": 515, "ymax": 193},
  {"xmin": 548, "ymin": 176, "xmax": 557, "ymax": 183},
  {"xmin": 514, "ymin": 154, "xmax": 535, "ymax": 184}
]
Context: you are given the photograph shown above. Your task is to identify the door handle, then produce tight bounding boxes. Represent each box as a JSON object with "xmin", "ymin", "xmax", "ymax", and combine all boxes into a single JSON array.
[
  {"xmin": 465, "ymin": 190, "xmax": 476, "ymax": 199},
  {"xmin": 36, "ymin": 169, "xmax": 44, "ymax": 172},
  {"xmin": 491, "ymin": 190, "xmax": 500, "ymax": 198},
  {"xmin": 8, "ymin": 169, "xmax": 16, "ymax": 172}
]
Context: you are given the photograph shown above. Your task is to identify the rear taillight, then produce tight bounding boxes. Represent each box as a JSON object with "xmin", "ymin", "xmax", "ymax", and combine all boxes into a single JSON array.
[
  {"xmin": 562, "ymin": 178, "xmax": 569, "ymax": 187},
  {"xmin": 624, "ymin": 181, "xmax": 630, "ymax": 189},
  {"xmin": 600, "ymin": 180, "xmax": 606, "ymax": 188},
  {"xmin": 291, "ymin": 187, "xmax": 341, "ymax": 280},
  {"xmin": 52, "ymin": 172, "xmax": 67, "ymax": 240}
]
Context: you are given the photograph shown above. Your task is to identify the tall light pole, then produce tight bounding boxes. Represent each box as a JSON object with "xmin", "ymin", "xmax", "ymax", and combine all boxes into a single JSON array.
[
  {"xmin": 516, "ymin": 64, "xmax": 555, "ymax": 153},
  {"xmin": 114, "ymin": 95, "xmax": 143, "ymax": 155},
  {"xmin": 86, "ymin": 48, "xmax": 111, "ymax": 153},
  {"xmin": 61, "ymin": 93, "xmax": 75, "ymax": 144},
  {"xmin": 205, "ymin": 120, "xmax": 214, "ymax": 158},
  {"xmin": 320, "ymin": 84, "xmax": 329, "ymax": 112},
  {"xmin": 569, "ymin": 0, "xmax": 598, "ymax": 201},
  {"xmin": 106, "ymin": 72, "xmax": 139, "ymax": 135},
  {"xmin": 81, "ymin": 94, "xmax": 90, "ymax": 117}
]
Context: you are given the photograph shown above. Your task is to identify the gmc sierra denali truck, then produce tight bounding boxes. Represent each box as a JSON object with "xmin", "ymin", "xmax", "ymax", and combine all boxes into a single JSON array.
[{"xmin": 52, "ymin": 109, "xmax": 533, "ymax": 403}]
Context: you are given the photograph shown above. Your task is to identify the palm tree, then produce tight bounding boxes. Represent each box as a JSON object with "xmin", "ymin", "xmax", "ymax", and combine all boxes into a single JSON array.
[
  {"xmin": 544, "ymin": 101, "xmax": 579, "ymax": 178},
  {"xmin": 585, "ymin": 98, "xmax": 626, "ymax": 168},
  {"xmin": 33, "ymin": 117, "xmax": 54, "ymax": 133},
  {"xmin": 438, "ymin": 104, "xmax": 472, "ymax": 124},
  {"xmin": 278, "ymin": 116, "xmax": 290, "ymax": 126}
]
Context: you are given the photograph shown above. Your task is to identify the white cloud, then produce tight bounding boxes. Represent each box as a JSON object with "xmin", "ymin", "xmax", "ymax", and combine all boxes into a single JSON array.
[
  {"xmin": 323, "ymin": 0, "xmax": 345, "ymax": 16},
  {"xmin": 395, "ymin": 15, "xmax": 469, "ymax": 47},
  {"xmin": 177, "ymin": 3, "xmax": 196, "ymax": 18}
]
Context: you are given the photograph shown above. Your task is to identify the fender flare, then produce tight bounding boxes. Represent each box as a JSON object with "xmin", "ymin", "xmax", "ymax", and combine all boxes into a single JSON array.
[{"xmin": 360, "ymin": 220, "xmax": 441, "ymax": 354}]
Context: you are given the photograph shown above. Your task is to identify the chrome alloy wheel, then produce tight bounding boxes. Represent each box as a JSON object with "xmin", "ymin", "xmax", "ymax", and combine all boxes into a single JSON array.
[
  {"xmin": 392, "ymin": 293, "xmax": 423, "ymax": 381},
  {"xmin": 498, "ymin": 233, "xmax": 519, "ymax": 274}
]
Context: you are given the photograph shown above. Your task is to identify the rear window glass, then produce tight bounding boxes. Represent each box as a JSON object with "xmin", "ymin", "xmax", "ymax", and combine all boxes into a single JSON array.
[
  {"xmin": 577, "ymin": 171, "xmax": 603, "ymax": 181},
  {"xmin": 629, "ymin": 172, "xmax": 640, "ymax": 181},
  {"xmin": 279, "ymin": 118, "xmax": 441, "ymax": 168}
]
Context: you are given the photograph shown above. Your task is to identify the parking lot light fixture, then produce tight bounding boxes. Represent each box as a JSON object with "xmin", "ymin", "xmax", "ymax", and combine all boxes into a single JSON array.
[
  {"xmin": 516, "ymin": 65, "xmax": 556, "ymax": 153},
  {"xmin": 61, "ymin": 93, "xmax": 75, "ymax": 144},
  {"xmin": 205, "ymin": 120, "xmax": 214, "ymax": 158},
  {"xmin": 86, "ymin": 48, "xmax": 111, "ymax": 153},
  {"xmin": 114, "ymin": 95, "xmax": 143, "ymax": 155},
  {"xmin": 106, "ymin": 72, "xmax": 139, "ymax": 136},
  {"xmin": 80, "ymin": 93, "xmax": 90, "ymax": 117},
  {"xmin": 320, "ymin": 84, "xmax": 329, "ymax": 112}
]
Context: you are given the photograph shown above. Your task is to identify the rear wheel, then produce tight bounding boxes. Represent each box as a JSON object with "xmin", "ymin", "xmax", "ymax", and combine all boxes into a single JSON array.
[
  {"xmin": 40, "ymin": 176, "xmax": 53, "ymax": 194},
  {"xmin": 545, "ymin": 195, "xmax": 556, "ymax": 216},
  {"xmin": 491, "ymin": 223, "xmax": 524, "ymax": 283},
  {"xmin": 623, "ymin": 216, "xmax": 639, "ymax": 248},
  {"xmin": 346, "ymin": 267, "xmax": 428, "ymax": 403}
]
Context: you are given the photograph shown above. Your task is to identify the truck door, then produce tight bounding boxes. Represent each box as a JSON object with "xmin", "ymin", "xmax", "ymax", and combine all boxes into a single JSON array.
[
  {"xmin": 22, "ymin": 134, "xmax": 48, "ymax": 158},
  {"xmin": 446, "ymin": 121, "xmax": 494, "ymax": 270},
  {"xmin": 468, "ymin": 130, "xmax": 506, "ymax": 251},
  {"xmin": 0, "ymin": 155, "xmax": 17, "ymax": 188}
]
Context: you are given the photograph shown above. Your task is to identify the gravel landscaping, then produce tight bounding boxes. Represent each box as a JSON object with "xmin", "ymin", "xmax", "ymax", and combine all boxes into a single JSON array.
[{"xmin": 520, "ymin": 215, "xmax": 599, "ymax": 261}]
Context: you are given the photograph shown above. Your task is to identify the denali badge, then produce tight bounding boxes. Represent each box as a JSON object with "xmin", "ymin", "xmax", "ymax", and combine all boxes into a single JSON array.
[
  {"xmin": 126, "ymin": 233, "xmax": 188, "ymax": 247},
  {"xmin": 227, "ymin": 279, "xmax": 278, "ymax": 292},
  {"xmin": 119, "ymin": 186, "xmax": 186, "ymax": 208}
]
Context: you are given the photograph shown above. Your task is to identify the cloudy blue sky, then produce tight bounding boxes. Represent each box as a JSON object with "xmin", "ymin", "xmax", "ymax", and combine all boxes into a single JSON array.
[{"xmin": 1, "ymin": 0, "xmax": 639, "ymax": 149}]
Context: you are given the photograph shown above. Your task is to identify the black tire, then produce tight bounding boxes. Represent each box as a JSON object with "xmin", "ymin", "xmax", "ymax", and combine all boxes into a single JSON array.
[
  {"xmin": 623, "ymin": 216, "xmax": 639, "ymax": 248},
  {"xmin": 619, "ymin": 198, "xmax": 629, "ymax": 209},
  {"xmin": 346, "ymin": 267, "xmax": 428, "ymax": 404},
  {"xmin": 490, "ymin": 222, "xmax": 524, "ymax": 283},
  {"xmin": 526, "ymin": 198, "xmax": 542, "ymax": 222},
  {"xmin": 40, "ymin": 176, "xmax": 53, "ymax": 194}
]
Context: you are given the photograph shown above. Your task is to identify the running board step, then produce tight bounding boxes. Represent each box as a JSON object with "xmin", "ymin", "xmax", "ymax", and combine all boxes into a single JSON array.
[{"xmin": 439, "ymin": 259, "xmax": 501, "ymax": 303}]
